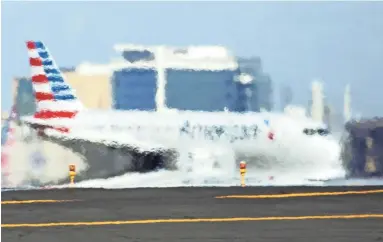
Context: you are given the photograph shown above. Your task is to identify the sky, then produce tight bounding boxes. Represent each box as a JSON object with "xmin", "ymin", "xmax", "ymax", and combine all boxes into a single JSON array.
[{"xmin": 1, "ymin": 1, "xmax": 383, "ymax": 117}]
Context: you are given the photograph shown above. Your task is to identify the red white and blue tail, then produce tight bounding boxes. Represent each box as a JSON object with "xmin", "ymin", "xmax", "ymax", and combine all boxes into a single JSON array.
[{"xmin": 26, "ymin": 41, "xmax": 84, "ymax": 120}]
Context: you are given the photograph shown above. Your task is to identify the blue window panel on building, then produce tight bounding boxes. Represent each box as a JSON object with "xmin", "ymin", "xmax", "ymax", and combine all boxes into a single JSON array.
[
  {"xmin": 237, "ymin": 57, "xmax": 262, "ymax": 76},
  {"xmin": 165, "ymin": 69, "xmax": 238, "ymax": 112},
  {"xmin": 236, "ymin": 57, "xmax": 274, "ymax": 112},
  {"xmin": 112, "ymin": 68, "xmax": 157, "ymax": 111},
  {"xmin": 15, "ymin": 78, "xmax": 36, "ymax": 117},
  {"xmin": 234, "ymin": 78, "xmax": 272, "ymax": 113},
  {"xmin": 235, "ymin": 83, "xmax": 254, "ymax": 112},
  {"xmin": 255, "ymin": 74, "xmax": 273, "ymax": 110}
]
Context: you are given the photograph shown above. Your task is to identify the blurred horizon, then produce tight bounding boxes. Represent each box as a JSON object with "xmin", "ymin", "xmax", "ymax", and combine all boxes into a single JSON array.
[{"xmin": 2, "ymin": 1, "xmax": 383, "ymax": 117}]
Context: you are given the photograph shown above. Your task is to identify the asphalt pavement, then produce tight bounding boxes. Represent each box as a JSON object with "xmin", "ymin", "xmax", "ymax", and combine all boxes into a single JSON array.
[{"xmin": 2, "ymin": 186, "xmax": 383, "ymax": 242}]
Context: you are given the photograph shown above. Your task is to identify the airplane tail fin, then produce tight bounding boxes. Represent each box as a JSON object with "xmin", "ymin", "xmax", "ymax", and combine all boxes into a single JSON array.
[{"xmin": 25, "ymin": 41, "xmax": 84, "ymax": 119}]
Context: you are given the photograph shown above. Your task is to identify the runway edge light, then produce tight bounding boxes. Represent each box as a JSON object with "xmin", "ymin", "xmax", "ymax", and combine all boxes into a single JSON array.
[
  {"xmin": 239, "ymin": 161, "xmax": 247, "ymax": 187},
  {"xmin": 69, "ymin": 164, "xmax": 76, "ymax": 186}
]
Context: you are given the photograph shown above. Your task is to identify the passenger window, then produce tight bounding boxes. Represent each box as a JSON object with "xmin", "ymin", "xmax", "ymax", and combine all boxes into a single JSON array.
[{"xmin": 303, "ymin": 128, "xmax": 316, "ymax": 135}]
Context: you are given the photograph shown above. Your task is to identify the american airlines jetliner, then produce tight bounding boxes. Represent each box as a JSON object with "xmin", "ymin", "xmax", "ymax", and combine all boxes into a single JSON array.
[{"xmin": 19, "ymin": 40, "xmax": 335, "ymax": 181}]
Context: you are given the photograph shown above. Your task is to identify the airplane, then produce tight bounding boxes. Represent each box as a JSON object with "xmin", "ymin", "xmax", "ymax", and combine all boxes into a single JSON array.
[{"xmin": 18, "ymin": 41, "xmax": 335, "ymax": 177}]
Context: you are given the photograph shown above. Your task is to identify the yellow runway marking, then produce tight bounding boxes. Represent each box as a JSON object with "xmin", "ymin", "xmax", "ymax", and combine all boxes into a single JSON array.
[
  {"xmin": 1, "ymin": 200, "xmax": 78, "ymax": 205},
  {"xmin": 216, "ymin": 189, "xmax": 383, "ymax": 199},
  {"xmin": 2, "ymin": 214, "xmax": 383, "ymax": 228}
]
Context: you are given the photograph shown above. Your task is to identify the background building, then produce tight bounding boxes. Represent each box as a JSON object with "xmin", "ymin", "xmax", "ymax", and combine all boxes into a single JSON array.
[
  {"xmin": 236, "ymin": 57, "xmax": 274, "ymax": 112},
  {"xmin": 11, "ymin": 44, "xmax": 274, "ymax": 116},
  {"xmin": 111, "ymin": 44, "xmax": 239, "ymax": 112},
  {"xmin": 280, "ymin": 84, "xmax": 293, "ymax": 111}
]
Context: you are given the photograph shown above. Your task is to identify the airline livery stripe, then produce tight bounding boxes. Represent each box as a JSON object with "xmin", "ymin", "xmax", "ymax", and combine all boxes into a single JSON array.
[
  {"xmin": 35, "ymin": 125, "xmax": 70, "ymax": 133},
  {"xmin": 38, "ymin": 51, "xmax": 49, "ymax": 59},
  {"xmin": 37, "ymin": 100, "xmax": 82, "ymax": 111},
  {"xmin": 32, "ymin": 75, "xmax": 49, "ymax": 83},
  {"xmin": 42, "ymin": 60, "xmax": 53, "ymax": 66},
  {"xmin": 33, "ymin": 83, "xmax": 52, "ymax": 93},
  {"xmin": 51, "ymin": 85, "xmax": 70, "ymax": 92},
  {"xmin": 44, "ymin": 68, "xmax": 60, "ymax": 75},
  {"xmin": 34, "ymin": 41, "xmax": 45, "ymax": 50},
  {"xmin": 29, "ymin": 58, "xmax": 42, "ymax": 66},
  {"xmin": 51, "ymin": 90, "xmax": 74, "ymax": 97},
  {"xmin": 26, "ymin": 41, "xmax": 36, "ymax": 49},
  {"xmin": 27, "ymin": 49, "xmax": 40, "ymax": 59},
  {"xmin": 47, "ymin": 76, "xmax": 65, "ymax": 83},
  {"xmin": 35, "ymin": 92, "xmax": 54, "ymax": 101},
  {"xmin": 54, "ymin": 127, "xmax": 70, "ymax": 133},
  {"xmin": 34, "ymin": 110, "xmax": 78, "ymax": 119},
  {"xmin": 30, "ymin": 66, "xmax": 46, "ymax": 76},
  {"xmin": 54, "ymin": 94, "xmax": 75, "ymax": 101}
]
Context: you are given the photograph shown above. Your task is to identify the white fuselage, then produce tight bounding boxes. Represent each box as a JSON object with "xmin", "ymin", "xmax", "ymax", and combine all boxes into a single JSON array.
[{"xmin": 20, "ymin": 109, "xmax": 332, "ymax": 155}]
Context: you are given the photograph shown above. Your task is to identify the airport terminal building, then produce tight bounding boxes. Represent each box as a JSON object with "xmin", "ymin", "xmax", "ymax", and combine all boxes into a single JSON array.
[{"xmin": 12, "ymin": 44, "xmax": 273, "ymax": 116}]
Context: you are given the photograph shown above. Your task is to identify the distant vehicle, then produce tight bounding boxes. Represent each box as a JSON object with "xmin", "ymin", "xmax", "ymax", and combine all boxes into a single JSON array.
[{"xmin": 340, "ymin": 118, "xmax": 383, "ymax": 178}]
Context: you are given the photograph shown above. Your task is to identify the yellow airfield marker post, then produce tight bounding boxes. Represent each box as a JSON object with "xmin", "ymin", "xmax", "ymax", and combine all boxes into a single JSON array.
[
  {"xmin": 239, "ymin": 161, "xmax": 247, "ymax": 187},
  {"xmin": 69, "ymin": 164, "xmax": 76, "ymax": 186}
]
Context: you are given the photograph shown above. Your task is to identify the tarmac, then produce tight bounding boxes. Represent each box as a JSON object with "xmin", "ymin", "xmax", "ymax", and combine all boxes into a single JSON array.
[{"xmin": 2, "ymin": 185, "xmax": 383, "ymax": 242}]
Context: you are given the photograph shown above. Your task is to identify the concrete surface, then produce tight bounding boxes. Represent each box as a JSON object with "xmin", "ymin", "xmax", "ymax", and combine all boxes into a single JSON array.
[{"xmin": 2, "ymin": 186, "xmax": 383, "ymax": 242}]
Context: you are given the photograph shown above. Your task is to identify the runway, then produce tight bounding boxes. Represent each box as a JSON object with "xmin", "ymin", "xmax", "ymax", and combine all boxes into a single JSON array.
[{"xmin": 2, "ymin": 186, "xmax": 383, "ymax": 242}]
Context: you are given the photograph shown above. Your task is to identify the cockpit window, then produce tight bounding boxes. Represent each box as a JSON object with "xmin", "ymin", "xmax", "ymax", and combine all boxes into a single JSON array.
[{"xmin": 303, "ymin": 128, "xmax": 329, "ymax": 136}]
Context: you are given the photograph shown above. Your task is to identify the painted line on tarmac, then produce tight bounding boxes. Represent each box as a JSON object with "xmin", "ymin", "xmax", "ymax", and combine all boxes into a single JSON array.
[
  {"xmin": 2, "ymin": 214, "xmax": 383, "ymax": 228},
  {"xmin": 1, "ymin": 199, "xmax": 79, "ymax": 205},
  {"xmin": 215, "ymin": 189, "xmax": 383, "ymax": 199}
]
